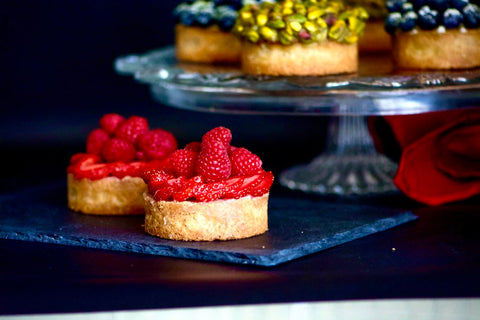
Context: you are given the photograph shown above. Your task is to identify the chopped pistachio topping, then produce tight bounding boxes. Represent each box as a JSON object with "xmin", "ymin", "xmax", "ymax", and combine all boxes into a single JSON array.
[{"xmin": 233, "ymin": 0, "xmax": 368, "ymax": 45}]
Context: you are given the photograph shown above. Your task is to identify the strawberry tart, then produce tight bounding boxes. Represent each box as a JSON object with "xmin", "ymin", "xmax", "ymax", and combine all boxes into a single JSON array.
[
  {"xmin": 142, "ymin": 127, "xmax": 274, "ymax": 241},
  {"xmin": 67, "ymin": 113, "xmax": 177, "ymax": 215}
]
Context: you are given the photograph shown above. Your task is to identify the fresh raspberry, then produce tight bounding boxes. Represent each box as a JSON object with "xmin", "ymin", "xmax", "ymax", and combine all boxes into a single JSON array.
[
  {"xmin": 184, "ymin": 141, "xmax": 201, "ymax": 152},
  {"xmin": 193, "ymin": 182, "xmax": 226, "ymax": 202},
  {"xmin": 101, "ymin": 138, "xmax": 136, "ymax": 163},
  {"xmin": 142, "ymin": 169, "xmax": 174, "ymax": 185},
  {"xmin": 99, "ymin": 113, "xmax": 126, "ymax": 136},
  {"xmin": 86, "ymin": 129, "xmax": 109, "ymax": 156},
  {"xmin": 137, "ymin": 129, "xmax": 178, "ymax": 161},
  {"xmin": 202, "ymin": 127, "xmax": 232, "ymax": 147},
  {"xmin": 230, "ymin": 147, "xmax": 263, "ymax": 176},
  {"xmin": 195, "ymin": 139, "xmax": 232, "ymax": 183},
  {"xmin": 114, "ymin": 115, "xmax": 149, "ymax": 145},
  {"xmin": 170, "ymin": 149, "xmax": 198, "ymax": 178}
]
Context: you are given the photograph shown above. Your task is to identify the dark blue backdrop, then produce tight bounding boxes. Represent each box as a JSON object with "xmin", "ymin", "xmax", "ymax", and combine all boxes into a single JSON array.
[{"xmin": 2, "ymin": 1, "xmax": 328, "ymax": 191}]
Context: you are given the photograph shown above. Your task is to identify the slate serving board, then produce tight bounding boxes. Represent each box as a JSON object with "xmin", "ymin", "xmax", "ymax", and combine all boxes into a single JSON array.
[{"xmin": 0, "ymin": 182, "xmax": 417, "ymax": 267}]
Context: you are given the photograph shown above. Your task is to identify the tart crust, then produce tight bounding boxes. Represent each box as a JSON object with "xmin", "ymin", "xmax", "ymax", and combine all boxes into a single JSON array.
[
  {"xmin": 175, "ymin": 24, "xmax": 242, "ymax": 64},
  {"xmin": 241, "ymin": 40, "xmax": 358, "ymax": 76},
  {"xmin": 144, "ymin": 192, "xmax": 269, "ymax": 241},
  {"xmin": 392, "ymin": 28, "xmax": 480, "ymax": 69},
  {"xmin": 67, "ymin": 174, "xmax": 147, "ymax": 215}
]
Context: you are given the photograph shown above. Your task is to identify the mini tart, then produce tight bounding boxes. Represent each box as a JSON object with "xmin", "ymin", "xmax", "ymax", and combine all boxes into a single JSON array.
[
  {"xmin": 359, "ymin": 19, "xmax": 392, "ymax": 52},
  {"xmin": 175, "ymin": 24, "xmax": 242, "ymax": 64},
  {"xmin": 67, "ymin": 174, "xmax": 147, "ymax": 215},
  {"xmin": 144, "ymin": 192, "xmax": 269, "ymax": 241},
  {"xmin": 392, "ymin": 28, "xmax": 480, "ymax": 69},
  {"xmin": 241, "ymin": 40, "xmax": 358, "ymax": 76}
]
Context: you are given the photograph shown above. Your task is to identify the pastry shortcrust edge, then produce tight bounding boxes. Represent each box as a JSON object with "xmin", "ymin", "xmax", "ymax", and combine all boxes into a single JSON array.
[
  {"xmin": 67, "ymin": 174, "xmax": 147, "ymax": 215},
  {"xmin": 392, "ymin": 28, "xmax": 480, "ymax": 69},
  {"xmin": 359, "ymin": 19, "xmax": 392, "ymax": 52},
  {"xmin": 241, "ymin": 40, "xmax": 358, "ymax": 76},
  {"xmin": 175, "ymin": 24, "xmax": 242, "ymax": 64},
  {"xmin": 144, "ymin": 192, "xmax": 269, "ymax": 241}
]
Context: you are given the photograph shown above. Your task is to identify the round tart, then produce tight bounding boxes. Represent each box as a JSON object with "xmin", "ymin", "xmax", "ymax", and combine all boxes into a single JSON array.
[
  {"xmin": 142, "ymin": 127, "xmax": 274, "ymax": 241},
  {"xmin": 385, "ymin": 0, "xmax": 480, "ymax": 69},
  {"xmin": 232, "ymin": 0, "xmax": 369, "ymax": 76},
  {"xmin": 67, "ymin": 113, "xmax": 177, "ymax": 215}
]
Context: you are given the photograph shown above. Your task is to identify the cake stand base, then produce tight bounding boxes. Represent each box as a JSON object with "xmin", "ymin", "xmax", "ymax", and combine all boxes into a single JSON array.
[{"xmin": 279, "ymin": 116, "xmax": 399, "ymax": 196}]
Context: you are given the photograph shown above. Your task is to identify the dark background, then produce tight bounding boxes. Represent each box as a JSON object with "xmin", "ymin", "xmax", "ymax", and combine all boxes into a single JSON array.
[{"xmin": 2, "ymin": 0, "xmax": 330, "ymax": 193}]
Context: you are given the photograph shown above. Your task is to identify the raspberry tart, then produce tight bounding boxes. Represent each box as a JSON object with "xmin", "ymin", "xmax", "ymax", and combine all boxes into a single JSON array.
[
  {"xmin": 385, "ymin": 0, "xmax": 480, "ymax": 69},
  {"xmin": 142, "ymin": 127, "xmax": 274, "ymax": 241},
  {"xmin": 67, "ymin": 113, "xmax": 177, "ymax": 215},
  {"xmin": 231, "ymin": 0, "xmax": 369, "ymax": 76}
]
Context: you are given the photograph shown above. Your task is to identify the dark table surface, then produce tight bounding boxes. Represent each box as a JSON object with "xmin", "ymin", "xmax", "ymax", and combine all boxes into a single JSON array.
[{"xmin": 2, "ymin": 0, "xmax": 480, "ymax": 316}]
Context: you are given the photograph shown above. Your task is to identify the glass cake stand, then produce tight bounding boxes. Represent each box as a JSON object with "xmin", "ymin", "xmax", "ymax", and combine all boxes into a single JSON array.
[{"xmin": 115, "ymin": 46, "xmax": 480, "ymax": 196}]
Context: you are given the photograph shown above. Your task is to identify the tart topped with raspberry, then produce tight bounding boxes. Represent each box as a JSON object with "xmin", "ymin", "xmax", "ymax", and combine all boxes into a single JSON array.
[
  {"xmin": 67, "ymin": 113, "xmax": 178, "ymax": 215},
  {"xmin": 142, "ymin": 127, "xmax": 274, "ymax": 241}
]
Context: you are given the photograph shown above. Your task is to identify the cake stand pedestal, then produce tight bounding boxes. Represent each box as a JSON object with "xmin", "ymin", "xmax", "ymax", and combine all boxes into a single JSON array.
[{"xmin": 115, "ymin": 46, "xmax": 480, "ymax": 196}]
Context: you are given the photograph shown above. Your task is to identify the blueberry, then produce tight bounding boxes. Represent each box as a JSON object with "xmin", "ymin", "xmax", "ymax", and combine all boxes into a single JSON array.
[
  {"xmin": 443, "ymin": 8, "xmax": 464, "ymax": 28},
  {"xmin": 427, "ymin": 0, "xmax": 450, "ymax": 13},
  {"xmin": 402, "ymin": 2, "xmax": 414, "ymax": 12},
  {"xmin": 401, "ymin": 11, "xmax": 418, "ymax": 31},
  {"xmin": 451, "ymin": 0, "xmax": 470, "ymax": 10},
  {"xmin": 385, "ymin": 12, "xmax": 403, "ymax": 33},
  {"xmin": 386, "ymin": 0, "xmax": 407, "ymax": 12},
  {"xmin": 218, "ymin": 14, "xmax": 236, "ymax": 31},
  {"xmin": 179, "ymin": 10, "xmax": 196, "ymax": 26},
  {"xmin": 196, "ymin": 11, "xmax": 214, "ymax": 26},
  {"xmin": 213, "ymin": 0, "xmax": 226, "ymax": 6},
  {"xmin": 417, "ymin": 6, "xmax": 440, "ymax": 29},
  {"xmin": 463, "ymin": 4, "xmax": 480, "ymax": 27}
]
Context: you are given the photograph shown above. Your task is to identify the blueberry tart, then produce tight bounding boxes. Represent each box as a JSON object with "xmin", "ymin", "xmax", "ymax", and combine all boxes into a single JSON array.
[{"xmin": 385, "ymin": 0, "xmax": 480, "ymax": 69}]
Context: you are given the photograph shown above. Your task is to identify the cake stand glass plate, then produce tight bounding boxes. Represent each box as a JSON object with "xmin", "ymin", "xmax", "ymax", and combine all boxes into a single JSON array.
[{"xmin": 114, "ymin": 46, "xmax": 480, "ymax": 195}]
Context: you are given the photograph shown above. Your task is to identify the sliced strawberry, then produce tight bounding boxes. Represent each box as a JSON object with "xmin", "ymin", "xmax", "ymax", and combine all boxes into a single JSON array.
[
  {"xmin": 111, "ymin": 161, "xmax": 149, "ymax": 178},
  {"xmin": 250, "ymin": 171, "xmax": 274, "ymax": 197},
  {"xmin": 68, "ymin": 153, "xmax": 101, "ymax": 167},
  {"xmin": 226, "ymin": 174, "xmax": 262, "ymax": 198},
  {"xmin": 142, "ymin": 169, "xmax": 175, "ymax": 194},
  {"xmin": 172, "ymin": 176, "xmax": 203, "ymax": 201},
  {"xmin": 99, "ymin": 113, "xmax": 126, "ymax": 135},
  {"xmin": 230, "ymin": 147, "xmax": 263, "ymax": 176},
  {"xmin": 195, "ymin": 139, "xmax": 231, "ymax": 183},
  {"xmin": 193, "ymin": 181, "xmax": 227, "ymax": 202},
  {"xmin": 222, "ymin": 176, "xmax": 245, "ymax": 198},
  {"xmin": 202, "ymin": 127, "xmax": 232, "ymax": 147}
]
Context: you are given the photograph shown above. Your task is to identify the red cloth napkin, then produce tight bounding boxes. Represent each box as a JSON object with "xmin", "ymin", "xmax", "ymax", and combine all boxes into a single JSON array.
[{"xmin": 370, "ymin": 108, "xmax": 480, "ymax": 206}]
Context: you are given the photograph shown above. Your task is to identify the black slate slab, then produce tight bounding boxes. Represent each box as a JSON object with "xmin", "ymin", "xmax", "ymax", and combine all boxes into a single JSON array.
[{"xmin": 0, "ymin": 182, "xmax": 417, "ymax": 267}]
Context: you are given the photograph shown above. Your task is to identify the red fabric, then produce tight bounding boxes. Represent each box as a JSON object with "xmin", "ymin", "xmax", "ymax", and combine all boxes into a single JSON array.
[{"xmin": 379, "ymin": 108, "xmax": 480, "ymax": 206}]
